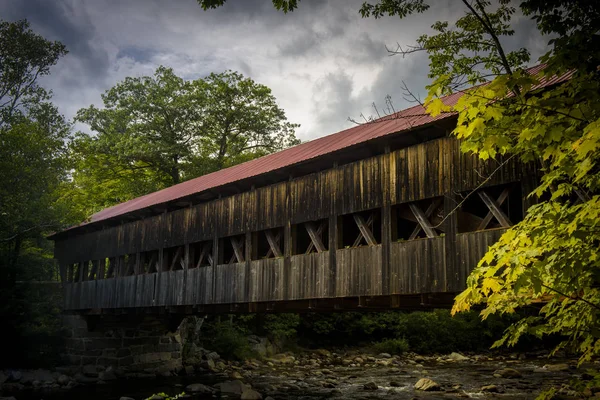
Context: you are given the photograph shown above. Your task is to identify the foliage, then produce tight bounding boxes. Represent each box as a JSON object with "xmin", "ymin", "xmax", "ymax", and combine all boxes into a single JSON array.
[
  {"xmin": 262, "ymin": 314, "xmax": 301, "ymax": 340},
  {"xmin": 0, "ymin": 18, "xmax": 73, "ymax": 368},
  {"xmin": 0, "ymin": 19, "xmax": 72, "ymax": 282},
  {"xmin": 71, "ymin": 68, "xmax": 299, "ymax": 218},
  {"xmin": 360, "ymin": 0, "xmax": 600, "ymax": 373},
  {"xmin": 298, "ymin": 310, "xmax": 521, "ymax": 354},
  {"xmin": 201, "ymin": 318, "xmax": 256, "ymax": 360},
  {"xmin": 372, "ymin": 338, "xmax": 410, "ymax": 355}
]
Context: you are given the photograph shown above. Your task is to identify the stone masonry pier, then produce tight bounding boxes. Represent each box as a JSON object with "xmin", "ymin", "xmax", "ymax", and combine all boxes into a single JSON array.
[{"xmin": 61, "ymin": 314, "xmax": 184, "ymax": 373}]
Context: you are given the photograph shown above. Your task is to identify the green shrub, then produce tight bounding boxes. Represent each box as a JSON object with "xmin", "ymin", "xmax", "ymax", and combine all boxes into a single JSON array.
[
  {"xmin": 372, "ymin": 338, "xmax": 409, "ymax": 355},
  {"xmin": 201, "ymin": 319, "xmax": 255, "ymax": 360}
]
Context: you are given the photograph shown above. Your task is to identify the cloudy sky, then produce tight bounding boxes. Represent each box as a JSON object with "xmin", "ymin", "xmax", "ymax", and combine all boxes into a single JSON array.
[{"xmin": 1, "ymin": 0, "xmax": 549, "ymax": 141}]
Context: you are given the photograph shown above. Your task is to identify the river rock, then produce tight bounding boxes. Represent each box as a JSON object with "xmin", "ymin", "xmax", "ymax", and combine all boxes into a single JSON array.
[
  {"xmin": 200, "ymin": 359, "xmax": 216, "ymax": 371},
  {"xmin": 315, "ymin": 349, "xmax": 331, "ymax": 357},
  {"xmin": 82, "ymin": 365, "xmax": 98, "ymax": 377},
  {"xmin": 447, "ymin": 352, "xmax": 469, "ymax": 362},
  {"xmin": 241, "ymin": 389, "xmax": 262, "ymax": 400},
  {"xmin": 378, "ymin": 353, "xmax": 392, "ymax": 358},
  {"xmin": 414, "ymin": 378, "xmax": 441, "ymax": 391},
  {"xmin": 99, "ymin": 369, "xmax": 117, "ymax": 381},
  {"xmin": 229, "ymin": 371, "xmax": 244, "ymax": 380},
  {"xmin": 543, "ymin": 363, "xmax": 570, "ymax": 372},
  {"xmin": 206, "ymin": 351, "xmax": 220, "ymax": 360},
  {"xmin": 186, "ymin": 383, "xmax": 214, "ymax": 393},
  {"xmin": 482, "ymin": 384, "xmax": 500, "ymax": 393},
  {"xmin": 270, "ymin": 354, "xmax": 295, "ymax": 364},
  {"xmin": 363, "ymin": 382, "xmax": 378, "ymax": 390},
  {"xmin": 494, "ymin": 368, "xmax": 522, "ymax": 379},
  {"xmin": 8, "ymin": 371, "xmax": 22, "ymax": 382},
  {"xmin": 354, "ymin": 357, "xmax": 364, "ymax": 364},
  {"xmin": 57, "ymin": 374, "xmax": 70, "ymax": 386},
  {"xmin": 119, "ymin": 397, "xmax": 135, "ymax": 400},
  {"xmin": 390, "ymin": 381, "xmax": 401, "ymax": 387},
  {"xmin": 216, "ymin": 379, "xmax": 247, "ymax": 394}
]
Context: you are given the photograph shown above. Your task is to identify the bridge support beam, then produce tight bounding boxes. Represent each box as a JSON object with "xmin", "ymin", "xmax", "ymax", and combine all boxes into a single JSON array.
[{"xmin": 61, "ymin": 313, "xmax": 184, "ymax": 373}]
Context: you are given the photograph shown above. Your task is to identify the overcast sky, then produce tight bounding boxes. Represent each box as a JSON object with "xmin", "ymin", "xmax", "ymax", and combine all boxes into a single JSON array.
[{"xmin": 1, "ymin": 0, "xmax": 550, "ymax": 141}]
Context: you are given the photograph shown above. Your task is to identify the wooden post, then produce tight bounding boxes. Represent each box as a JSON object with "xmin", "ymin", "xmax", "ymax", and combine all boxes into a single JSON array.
[
  {"xmin": 98, "ymin": 258, "xmax": 106, "ymax": 280},
  {"xmin": 211, "ymin": 235, "xmax": 219, "ymax": 304},
  {"xmin": 245, "ymin": 231, "xmax": 252, "ymax": 303},
  {"xmin": 381, "ymin": 205, "xmax": 392, "ymax": 296},
  {"xmin": 444, "ymin": 193, "xmax": 458, "ymax": 292}
]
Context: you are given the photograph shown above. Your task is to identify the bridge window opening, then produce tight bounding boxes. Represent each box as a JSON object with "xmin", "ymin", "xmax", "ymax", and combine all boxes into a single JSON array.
[
  {"xmin": 220, "ymin": 234, "xmax": 245, "ymax": 265},
  {"xmin": 105, "ymin": 257, "xmax": 116, "ymax": 278},
  {"xmin": 140, "ymin": 250, "xmax": 159, "ymax": 273},
  {"xmin": 457, "ymin": 183, "xmax": 522, "ymax": 233},
  {"xmin": 338, "ymin": 208, "xmax": 381, "ymax": 248},
  {"xmin": 86, "ymin": 260, "xmax": 100, "ymax": 280},
  {"xmin": 164, "ymin": 245, "xmax": 185, "ymax": 271},
  {"xmin": 292, "ymin": 219, "xmax": 329, "ymax": 255},
  {"xmin": 392, "ymin": 197, "xmax": 444, "ymax": 241},
  {"xmin": 189, "ymin": 241, "xmax": 213, "ymax": 268},
  {"xmin": 69, "ymin": 262, "xmax": 81, "ymax": 282},
  {"xmin": 252, "ymin": 227, "xmax": 284, "ymax": 260},
  {"xmin": 120, "ymin": 254, "xmax": 136, "ymax": 276}
]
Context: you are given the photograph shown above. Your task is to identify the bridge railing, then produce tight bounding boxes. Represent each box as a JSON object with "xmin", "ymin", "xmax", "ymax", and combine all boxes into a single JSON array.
[{"xmin": 62, "ymin": 228, "xmax": 507, "ymax": 311}]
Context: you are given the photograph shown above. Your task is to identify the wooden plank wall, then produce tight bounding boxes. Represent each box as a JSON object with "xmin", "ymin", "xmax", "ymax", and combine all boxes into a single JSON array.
[{"xmin": 58, "ymin": 136, "xmax": 529, "ymax": 310}]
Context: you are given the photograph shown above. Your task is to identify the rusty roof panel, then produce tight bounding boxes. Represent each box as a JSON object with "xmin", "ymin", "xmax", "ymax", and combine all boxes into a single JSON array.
[{"xmin": 64, "ymin": 65, "xmax": 570, "ymax": 232}]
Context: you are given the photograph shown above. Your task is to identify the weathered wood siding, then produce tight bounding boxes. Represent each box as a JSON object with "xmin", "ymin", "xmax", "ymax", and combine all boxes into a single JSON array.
[
  {"xmin": 288, "ymin": 252, "xmax": 331, "ymax": 300},
  {"xmin": 389, "ymin": 238, "xmax": 446, "ymax": 294},
  {"xmin": 58, "ymin": 136, "xmax": 530, "ymax": 310},
  {"xmin": 454, "ymin": 228, "xmax": 507, "ymax": 291}
]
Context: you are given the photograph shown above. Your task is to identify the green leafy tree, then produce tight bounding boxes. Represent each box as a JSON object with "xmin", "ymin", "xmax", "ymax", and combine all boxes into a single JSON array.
[
  {"xmin": 0, "ymin": 19, "xmax": 71, "ymax": 368},
  {"xmin": 0, "ymin": 19, "xmax": 70, "ymax": 282},
  {"xmin": 72, "ymin": 67, "xmax": 299, "ymax": 216},
  {"xmin": 361, "ymin": 0, "xmax": 600, "ymax": 375}
]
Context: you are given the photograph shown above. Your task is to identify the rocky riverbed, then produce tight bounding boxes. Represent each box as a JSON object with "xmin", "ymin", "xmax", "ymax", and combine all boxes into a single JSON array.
[{"xmin": 1, "ymin": 350, "xmax": 594, "ymax": 400}]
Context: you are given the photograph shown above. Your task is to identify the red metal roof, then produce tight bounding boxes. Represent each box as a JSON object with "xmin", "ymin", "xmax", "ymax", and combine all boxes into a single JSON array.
[{"xmin": 68, "ymin": 64, "xmax": 572, "ymax": 231}]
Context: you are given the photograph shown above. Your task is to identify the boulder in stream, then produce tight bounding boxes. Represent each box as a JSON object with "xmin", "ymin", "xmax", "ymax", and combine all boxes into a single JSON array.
[
  {"xmin": 241, "ymin": 388, "xmax": 263, "ymax": 399},
  {"xmin": 414, "ymin": 378, "xmax": 441, "ymax": 391},
  {"xmin": 186, "ymin": 383, "xmax": 214, "ymax": 393},
  {"xmin": 494, "ymin": 368, "xmax": 522, "ymax": 379}
]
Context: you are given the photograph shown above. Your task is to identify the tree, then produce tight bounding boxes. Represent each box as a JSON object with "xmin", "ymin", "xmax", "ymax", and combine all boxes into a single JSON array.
[
  {"xmin": 72, "ymin": 67, "xmax": 299, "ymax": 215},
  {"xmin": 362, "ymin": 0, "xmax": 600, "ymax": 379},
  {"xmin": 0, "ymin": 19, "xmax": 71, "ymax": 282},
  {"xmin": 199, "ymin": 0, "xmax": 600, "ymax": 376},
  {"xmin": 0, "ymin": 20, "xmax": 71, "ymax": 368}
]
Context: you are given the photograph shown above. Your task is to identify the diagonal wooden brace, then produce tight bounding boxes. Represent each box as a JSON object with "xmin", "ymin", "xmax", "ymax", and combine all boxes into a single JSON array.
[
  {"xmin": 305, "ymin": 221, "xmax": 326, "ymax": 253},
  {"xmin": 408, "ymin": 199, "xmax": 442, "ymax": 239},
  {"xmin": 353, "ymin": 213, "xmax": 377, "ymax": 246},
  {"xmin": 477, "ymin": 187, "xmax": 511, "ymax": 230},
  {"xmin": 409, "ymin": 203, "xmax": 438, "ymax": 238},
  {"xmin": 265, "ymin": 230, "xmax": 283, "ymax": 258},
  {"xmin": 478, "ymin": 190, "xmax": 513, "ymax": 228}
]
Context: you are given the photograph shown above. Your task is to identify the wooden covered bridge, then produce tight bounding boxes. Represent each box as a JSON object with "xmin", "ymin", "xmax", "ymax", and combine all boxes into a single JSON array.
[{"xmin": 50, "ymin": 83, "xmax": 544, "ymax": 315}]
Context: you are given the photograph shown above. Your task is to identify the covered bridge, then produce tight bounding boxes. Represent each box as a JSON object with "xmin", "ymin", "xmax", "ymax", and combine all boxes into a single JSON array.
[{"xmin": 51, "ymin": 68, "xmax": 560, "ymax": 314}]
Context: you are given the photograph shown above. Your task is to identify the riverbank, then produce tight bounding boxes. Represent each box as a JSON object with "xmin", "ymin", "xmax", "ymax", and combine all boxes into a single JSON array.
[{"xmin": 1, "ymin": 347, "xmax": 593, "ymax": 400}]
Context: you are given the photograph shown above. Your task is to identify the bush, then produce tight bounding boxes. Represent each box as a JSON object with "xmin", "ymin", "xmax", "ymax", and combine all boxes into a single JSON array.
[
  {"xmin": 201, "ymin": 319, "xmax": 255, "ymax": 360},
  {"xmin": 372, "ymin": 338, "xmax": 409, "ymax": 355}
]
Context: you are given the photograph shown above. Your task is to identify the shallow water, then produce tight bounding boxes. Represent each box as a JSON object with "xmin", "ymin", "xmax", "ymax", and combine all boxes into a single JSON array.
[{"xmin": 10, "ymin": 356, "xmax": 584, "ymax": 400}]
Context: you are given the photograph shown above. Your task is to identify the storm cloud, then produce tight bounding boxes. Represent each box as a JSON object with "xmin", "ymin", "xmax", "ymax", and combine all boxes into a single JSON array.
[{"xmin": 0, "ymin": 0, "xmax": 549, "ymax": 140}]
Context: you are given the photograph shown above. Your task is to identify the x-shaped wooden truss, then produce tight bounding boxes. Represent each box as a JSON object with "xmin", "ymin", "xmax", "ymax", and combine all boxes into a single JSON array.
[
  {"xmin": 303, "ymin": 221, "xmax": 327, "ymax": 254},
  {"xmin": 396, "ymin": 198, "xmax": 444, "ymax": 239},
  {"xmin": 166, "ymin": 246, "xmax": 186, "ymax": 271},
  {"xmin": 476, "ymin": 187, "xmax": 513, "ymax": 230},
  {"xmin": 192, "ymin": 242, "xmax": 213, "ymax": 268},
  {"xmin": 228, "ymin": 236, "xmax": 245, "ymax": 264},
  {"xmin": 257, "ymin": 229, "xmax": 283, "ymax": 259},
  {"xmin": 351, "ymin": 212, "xmax": 378, "ymax": 247}
]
